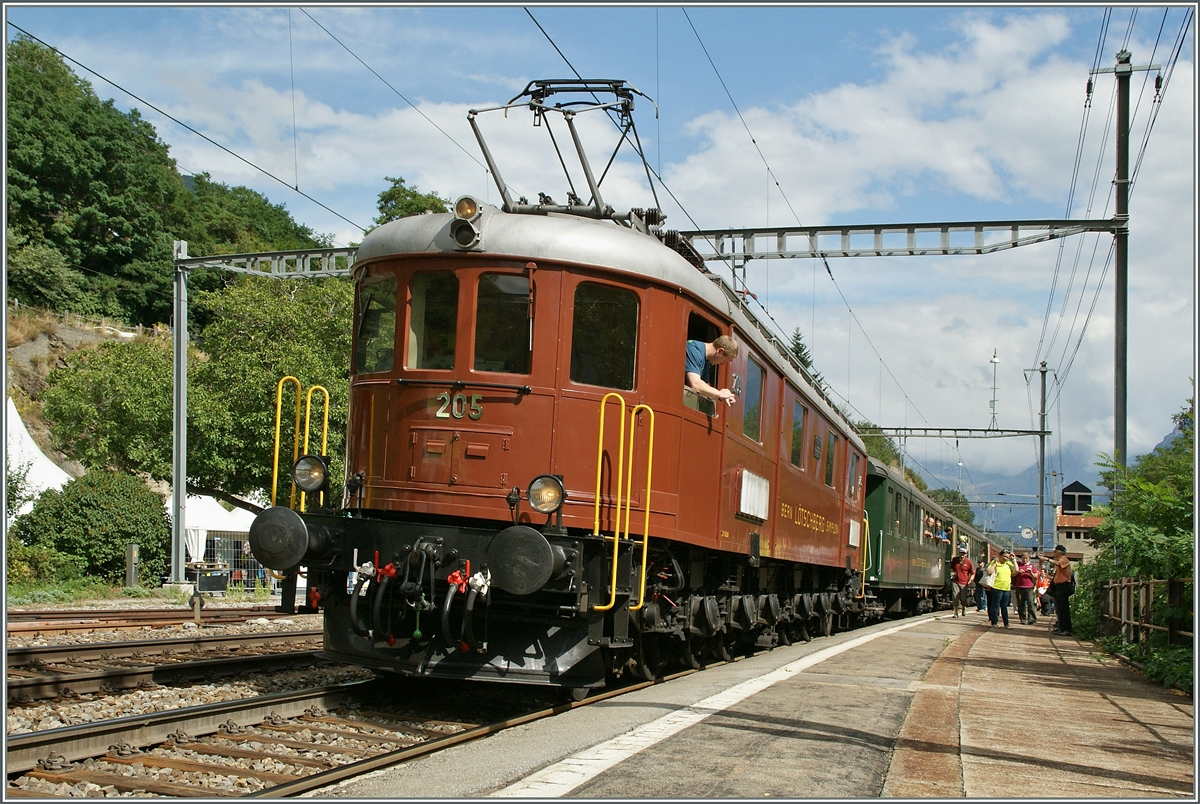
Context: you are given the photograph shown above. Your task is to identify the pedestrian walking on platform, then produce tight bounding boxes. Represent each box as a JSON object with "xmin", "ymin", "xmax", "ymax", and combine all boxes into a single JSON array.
[
  {"xmin": 985, "ymin": 549, "xmax": 1017, "ymax": 628},
  {"xmin": 1050, "ymin": 544, "xmax": 1075, "ymax": 635},
  {"xmin": 973, "ymin": 559, "xmax": 988, "ymax": 611},
  {"xmin": 1012, "ymin": 552, "xmax": 1039, "ymax": 624},
  {"xmin": 950, "ymin": 547, "xmax": 974, "ymax": 617}
]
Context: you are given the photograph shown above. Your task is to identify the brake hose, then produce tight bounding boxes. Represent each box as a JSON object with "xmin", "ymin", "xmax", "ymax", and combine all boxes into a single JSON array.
[
  {"xmin": 440, "ymin": 584, "xmax": 459, "ymax": 650},
  {"xmin": 349, "ymin": 576, "xmax": 370, "ymax": 637},
  {"xmin": 372, "ymin": 573, "xmax": 393, "ymax": 642}
]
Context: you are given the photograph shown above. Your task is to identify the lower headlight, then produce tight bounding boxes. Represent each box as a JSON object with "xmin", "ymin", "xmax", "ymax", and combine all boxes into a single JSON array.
[
  {"xmin": 527, "ymin": 475, "xmax": 565, "ymax": 514},
  {"xmin": 292, "ymin": 455, "xmax": 328, "ymax": 493}
]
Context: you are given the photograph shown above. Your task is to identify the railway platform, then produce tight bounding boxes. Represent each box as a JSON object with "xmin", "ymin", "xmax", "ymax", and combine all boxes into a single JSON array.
[{"xmin": 320, "ymin": 610, "xmax": 1194, "ymax": 799}]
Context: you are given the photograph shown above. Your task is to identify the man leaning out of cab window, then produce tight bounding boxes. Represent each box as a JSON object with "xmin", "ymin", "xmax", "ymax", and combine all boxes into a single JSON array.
[{"xmin": 685, "ymin": 335, "xmax": 739, "ymax": 411}]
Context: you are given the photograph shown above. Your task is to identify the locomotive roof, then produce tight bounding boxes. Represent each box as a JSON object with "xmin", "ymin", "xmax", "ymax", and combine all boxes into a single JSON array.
[{"xmin": 356, "ymin": 203, "xmax": 864, "ymax": 453}]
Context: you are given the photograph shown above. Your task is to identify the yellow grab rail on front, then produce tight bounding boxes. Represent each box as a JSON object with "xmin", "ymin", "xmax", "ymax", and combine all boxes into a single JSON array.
[
  {"xmin": 299, "ymin": 385, "xmax": 330, "ymax": 512},
  {"xmin": 591, "ymin": 394, "xmax": 626, "ymax": 612},
  {"xmin": 272, "ymin": 376, "xmax": 303, "ymax": 508},
  {"xmin": 627, "ymin": 404, "xmax": 655, "ymax": 612}
]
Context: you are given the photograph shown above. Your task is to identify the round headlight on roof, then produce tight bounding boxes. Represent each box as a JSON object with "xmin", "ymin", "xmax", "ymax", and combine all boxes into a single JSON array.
[
  {"xmin": 450, "ymin": 218, "xmax": 481, "ymax": 249},
  {"xmin": 454, "ymin": 196, "xmax": 481, "ymax": 221},
  {"xmin": 292, "ymin": 455, "xmax": 328, "ymax": 493},
  {"xmin": 526, "ymin": 475, "xmax": 565, "ymax": 514}
]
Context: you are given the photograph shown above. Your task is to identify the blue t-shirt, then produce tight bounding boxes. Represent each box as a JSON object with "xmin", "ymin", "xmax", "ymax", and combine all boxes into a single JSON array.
[{"xmin": 685, "ymin": 340, "xmax": 710, "ymax": 384}]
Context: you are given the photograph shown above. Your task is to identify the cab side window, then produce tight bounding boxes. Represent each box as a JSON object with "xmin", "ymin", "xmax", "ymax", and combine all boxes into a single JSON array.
[
  {"xmin": 824, "ymin": 431, "xmax": 837, "ymax": 487},
  {"xmin": 355, "ymin": 273, "xmax": 397, "ymax": 374}
]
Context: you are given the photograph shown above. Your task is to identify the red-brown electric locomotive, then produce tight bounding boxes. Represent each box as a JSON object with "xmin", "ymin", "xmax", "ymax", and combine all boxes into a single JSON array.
[{"xmin": 249, "ymin": 81, "xmax": 886, "ymax": 694}]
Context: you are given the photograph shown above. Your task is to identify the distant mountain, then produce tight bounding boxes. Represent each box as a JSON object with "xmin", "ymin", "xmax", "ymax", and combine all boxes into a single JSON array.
[{"xmin": 1153, "ymin": 424, "xmax": 1185, "ymax": 453}]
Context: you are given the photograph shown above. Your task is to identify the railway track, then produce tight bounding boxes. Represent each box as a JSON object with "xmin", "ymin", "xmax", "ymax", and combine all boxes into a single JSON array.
[
  {"xmin": 5, "ymin": 672, "xmax": 696, "ymax": 797},
  {"xmin": 7, "ymin": 606, "xmax": 293, "ymax": 635},
  {"xmin": 7, "ymin": 631, "xmax": 324, "ymax": 703}
]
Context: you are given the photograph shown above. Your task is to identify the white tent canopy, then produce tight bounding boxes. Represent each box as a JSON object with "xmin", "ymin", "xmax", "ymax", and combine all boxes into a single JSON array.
[{"xmin": 6, "ymin": 395, "xmax": 72, "ymax": 519}]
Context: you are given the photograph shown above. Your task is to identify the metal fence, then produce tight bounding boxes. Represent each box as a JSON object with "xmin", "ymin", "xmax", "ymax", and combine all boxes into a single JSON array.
[
  {"xmin": 206, "ymin": 531, "xmax": 267, "ymax": 591},
  {"xmin": 1098, "ymin": 577, "xmax": 1194, "ymax": 646}
]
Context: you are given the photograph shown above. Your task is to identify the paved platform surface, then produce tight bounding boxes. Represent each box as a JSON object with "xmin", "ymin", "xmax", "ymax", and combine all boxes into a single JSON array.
[{"xmin": 316, "ymin": 610, "xmax": 1194, "ymax": 799}]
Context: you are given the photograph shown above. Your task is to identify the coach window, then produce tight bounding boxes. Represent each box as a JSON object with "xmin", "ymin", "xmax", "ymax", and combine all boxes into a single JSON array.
[
  {"xmin": 790, "ymin": 401, "xmax": 807, "ymax": 468},
  {"xmin": 742, "ymin": 358, "xmax": 765, "ymax": 442},
  {"xmin": 824, "ymin": 431, "xmax": 838, "ymax": 487},
  {"xmin": 406, "ymin": 272, "xmax": 457, "ymax": 370},
  {"xmin": 355, "ymin": 273, "xmax": 397, "ymax": 374},
  {"xmin": 570, "ymin": 282, "xmax": 638, "ymax": 389},
  {"xmin": 474, "ymin": 273, "xmax": 530, "ymax": 374}
]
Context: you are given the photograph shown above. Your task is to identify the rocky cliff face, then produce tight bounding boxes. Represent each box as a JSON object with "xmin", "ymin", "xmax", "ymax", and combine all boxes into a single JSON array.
[{"xmin": 6, "ymin": 307, "xmax": 138, "ymax": 479}]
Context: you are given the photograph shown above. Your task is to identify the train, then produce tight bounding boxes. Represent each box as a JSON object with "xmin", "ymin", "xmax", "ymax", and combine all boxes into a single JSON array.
[{"xmin": 248, "ymin": 79, "xmax": 1000, "ymax": 696}]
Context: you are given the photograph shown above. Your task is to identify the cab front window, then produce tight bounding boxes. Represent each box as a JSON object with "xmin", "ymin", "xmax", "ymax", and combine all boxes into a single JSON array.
[
  {"xmin": 474, "ymin": 273, "xmax": 530, "ymax": 374},
  {"xmin": 406, "ymin": 272, "xmax": 457, "ymax": 370}
]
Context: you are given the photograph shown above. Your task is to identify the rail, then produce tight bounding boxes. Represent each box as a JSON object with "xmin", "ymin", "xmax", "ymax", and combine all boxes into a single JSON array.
[{"xmin": 1098, "ymin": 577, "xmax": 1193, "ymax": 646}]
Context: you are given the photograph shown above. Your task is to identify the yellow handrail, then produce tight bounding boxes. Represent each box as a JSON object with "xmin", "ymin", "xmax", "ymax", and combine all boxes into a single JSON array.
[
  {"xmin": 628, "ymin": 404, "xmax": 655, "ymax": 612},
  {"xmin": 857, "ymin": 511, "xmax": 871, "ymax": 599},
  {"xmin": 300, "ymin": 385, "xmax": 330, "ymax": 512},
  {"xmin": 272, "ymin": 377, "xmax": 303, "ymax": 508},
  {"xmin": 592, "ymin": 393, "xmax": 626, "ymax": 612}
]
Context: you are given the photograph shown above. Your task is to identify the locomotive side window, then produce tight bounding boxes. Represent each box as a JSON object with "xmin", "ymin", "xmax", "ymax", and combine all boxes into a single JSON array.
[
  {"xmin": 355, "ymin": 273, "xmax": 397, "ymax": 374},
  {"xmin": 406, "ymin": 272, "xmax": 457, "ymax": 370},
  {"xmin": 474, "ymin": 273, "xmax": 531, "ymax": 374},
  {"xmin": 570, "ymin": 282, "xmax": 638, "ymax": 389},
  {"xmin": 790, "ymin": 400, "xmax": 807, "ymax": 468},
  {"xmin": 824, "ymin": 431, "xmax": 837, "ymax": 487},
  {"xmin": 847, "ymin": 452, "xmax": 860, "ymax": 501},
  {"xmin": 742, "ymin": 358, "xmax": 765, "ymax": 442}
]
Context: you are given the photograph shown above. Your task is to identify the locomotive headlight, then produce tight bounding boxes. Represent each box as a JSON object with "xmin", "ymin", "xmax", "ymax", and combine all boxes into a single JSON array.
[
  {"xmin": 450, "ymin": 218, "xmax": 481, "ymax": 248},
  {"xmin": 526, "ymin": 475, "xmax": 565, "ymax": 514},
  {"xmin": 292, "ymin": 455, "xmax": 329, "ymax": 493},
  {"xmin": 454, "ymin": 195, "xmax": 481, "ymax": 221}
]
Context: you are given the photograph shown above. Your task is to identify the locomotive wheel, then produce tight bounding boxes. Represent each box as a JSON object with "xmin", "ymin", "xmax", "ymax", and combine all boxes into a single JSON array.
[
  {"xmin": 635, "ymin": 632, "xmax": 669, "ymax": 681},
  {"xmin": 776, "ymin": 623, "xmax": 792, "ymax": 647},
  {"xmin": 679, "ymin": 630, "xmax": 706, "ymax": 670},
  {"xmin": 798, "ymin": 620, "xmax": 812, "ymax": 643},
  {"xmin": 818, "ymin": 612, "xmax": 834, "ymax": 638},
  {"xmin": 710, "ymin": 633, "xmax": 734, "ymax": 663}
]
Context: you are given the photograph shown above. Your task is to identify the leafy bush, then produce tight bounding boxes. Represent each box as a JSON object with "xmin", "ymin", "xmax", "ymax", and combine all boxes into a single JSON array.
[
  {"xmin": 9, "ymin": 469, "xmax": 170, "ymax": 584},
  {"xmin": 5, "ymin": 532, "xmax": 85, "ymax": 584}
]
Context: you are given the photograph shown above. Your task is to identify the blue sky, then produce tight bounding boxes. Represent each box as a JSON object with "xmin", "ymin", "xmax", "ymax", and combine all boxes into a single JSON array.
[{"xmin": 6, "ymin": 5, "xmax": 1195, "ymax": 532}]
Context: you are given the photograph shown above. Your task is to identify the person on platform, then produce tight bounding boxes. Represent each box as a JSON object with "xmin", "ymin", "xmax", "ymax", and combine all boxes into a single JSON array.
[
  {"xmin": 950, "ymin": 546, "xmax": 974, "ymax": 617},
  {"xmin": 974, "ymin": 559, "xmax": 988, "ymax": 611},
  {"xmin": 985, "ymin": 549, "xmax": 1018, "ymax": 628},
  {"xmin": 1012, "ymin": 552, "xmax": 1039, "ymax": 625},
  {"xmin": 1051, "ymin": 544, "xmax": 1075, "ymax": 635},
  {"xmin": 684, "ymin": 335, "xmax": 738, "ymax": 411}
]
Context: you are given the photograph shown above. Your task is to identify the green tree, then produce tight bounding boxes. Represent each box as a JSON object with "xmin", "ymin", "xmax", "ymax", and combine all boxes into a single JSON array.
[
  {"xmin": 852, "ymin": 418, "xmax": 926, "ymax": 489},
  {"xmin": 374, "ymin": 176, "xmax": 448, "ymax": 226},
  {"xmin": 926, "ymin": 487, "xmax": 977, "ymax": 527},
  {"xmin": 42, "ymin": 338, "xmax": 177, "ymax": 481},
  {"xmin": 789, "ymin": 327, "xmax": 825, "ymax": 390},
  {"xmin": 1089, "ymin": 395, "xmax": 1194, "ymax": 579},
  {"xmin": 9, "ymin": 468, "xmax": 171, "ymax": 584},
  {"xmin": 40, "ymin": 277, "xmax": 354, "ymax": 511},
  {"xmin": 6, "ymin": 36, "xmax": 183, "ymax": 325},
  {"xmin": 189, "ymin": 276, "xmax": 353, "ymax": 505}
]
